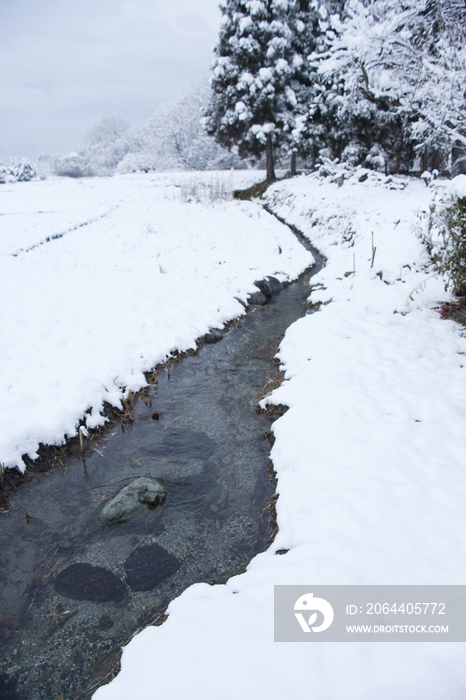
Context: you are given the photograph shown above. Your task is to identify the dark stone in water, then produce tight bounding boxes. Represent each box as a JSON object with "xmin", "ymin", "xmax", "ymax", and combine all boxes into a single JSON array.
[
  {"xmin": 248, "ymin": 290, "xmax": 268, "ymax": 305},
  {"xmin": 204, "ymin": 329, "xmax": 224, "ymax": 344},
  {"xmin": 254, "ymin": 278, "xmax": 273, "ymax": 297},
  {"xmin": 124, "ymin": 544, "xmax": 181, "ymax": 591},
  {"xmin": 54, "ymin": 563, "xmax": 127, "ymax": 602},
  {"xmin": 99, "ymin": 477, "xmax": 166, "ymax": 524},
  {"xmin": 266, "ymin": 276, "xmax": 284, "ymax": 293}
]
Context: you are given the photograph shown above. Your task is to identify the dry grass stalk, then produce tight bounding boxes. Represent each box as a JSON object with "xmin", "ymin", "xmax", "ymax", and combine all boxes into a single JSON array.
[
  {"xmin": 121, "ymin": 390, "xmax": 134, "ymax": 422},
  {"xmin": 257, "ymin": 368, "xmax": 285, "ymax": 402}
]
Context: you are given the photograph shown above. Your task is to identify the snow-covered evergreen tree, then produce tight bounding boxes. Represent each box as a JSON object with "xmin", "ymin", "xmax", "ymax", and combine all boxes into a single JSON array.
[
  {"xmin": 291, "ymin": 1, "xmax": 346, "ymax": 169},
  {"xmin": 205, "ymin": 0, "xmax": 315, "ymax": 181},
  {"xmin": 0, "ymin": 157, "xmax": 38, "ymax": 182}
]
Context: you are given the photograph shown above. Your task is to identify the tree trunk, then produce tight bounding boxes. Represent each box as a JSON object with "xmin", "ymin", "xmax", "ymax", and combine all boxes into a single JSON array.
[
  {"xmin": 290, "ymin": 151, "xmax": 297, "ymax": 177},
  {"xmin": 432, "ymin": 149, "xmax": 441, "ymax": 172},
  {"xmin": 266, "ymin": 134, "xmax": 276, "ymax": 183},
  {"xmin": 420, "ymin": 148, "xmax": 428, "ymax": 173}
]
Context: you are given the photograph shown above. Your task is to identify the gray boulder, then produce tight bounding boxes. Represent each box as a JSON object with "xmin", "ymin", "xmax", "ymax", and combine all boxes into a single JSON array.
[
  {"xmin": 100, "ymin": 477, "xmax": 166, "ymax": 524},
  {"xmin": 254, "ymin": 279, "xmax": 273, "ymax": 297},
  {"xmin": 204, "ymin": 328, "xmax": 224, "ymax": 344},
  {"xmin": 248, "ymin": 290, "xmax": 268, "ymax": 305},
  {"xmin": 54, "ymin": 563, "xmax": 126, "ymax": 602},
  {"xmin": 265, "ymin": 276, "xmax": 284, "ymax": 293}
]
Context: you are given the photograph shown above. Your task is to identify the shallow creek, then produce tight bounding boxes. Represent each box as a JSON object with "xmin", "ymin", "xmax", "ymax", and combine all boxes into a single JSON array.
[{"xmin": 0, "ymin": 238, "xmax": 322, "ymax": 700}]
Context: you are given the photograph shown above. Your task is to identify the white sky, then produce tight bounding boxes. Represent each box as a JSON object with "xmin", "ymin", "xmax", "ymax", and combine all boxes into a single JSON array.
[{"xmin": 0, "ymin": 0, "xmax": 222, "ymax": 159}]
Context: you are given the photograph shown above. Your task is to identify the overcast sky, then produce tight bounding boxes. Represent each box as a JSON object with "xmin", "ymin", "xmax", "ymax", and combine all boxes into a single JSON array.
[{"xmin": 0, "ymin": 0, "xmax": 222, "ymax": 159}]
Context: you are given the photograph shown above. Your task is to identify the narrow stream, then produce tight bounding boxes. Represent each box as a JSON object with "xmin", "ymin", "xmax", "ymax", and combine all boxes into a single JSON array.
[{"xmin": 0, "ymin": 230, "xmax": 323, "ymax": 700}]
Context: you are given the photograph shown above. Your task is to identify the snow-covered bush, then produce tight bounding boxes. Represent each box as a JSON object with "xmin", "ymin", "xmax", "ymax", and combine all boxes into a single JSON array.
[
  {"xmin": 365, "ymin": 145, "xmax": 387, "ymax": 173},
  {"xmin": 423, "ymin": 176, "xmax": 466, "ymax": 295},
  {"xmin": 116, "ymin": 152, "xmax": 157, "ymax": 174},
  {"xmin": 341, "ymin": 143, "xmax": 365, "ymax": 167},
  {"xmin": 53, "ymin": 152, "xmax": 92, "ymax": 178}
]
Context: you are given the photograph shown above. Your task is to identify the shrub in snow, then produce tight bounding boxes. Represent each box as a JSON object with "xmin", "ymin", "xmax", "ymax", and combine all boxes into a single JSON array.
[
  {"xmin": 117, "ymin": 152, "xmax": 157, "ymax": 174},
  {"xmin": 421, "ymin": 170, "xmax": 433, "ymax": 187},
  {"xmin": 421, "ymin": 170, "xmax": 438, "ymax": 187},
  {"xmin": 365, "ymin": 144, "xmax": 387, "ymax": 173},
  {"xmin": 53, "ymin": 152, "xmax": 92, "ymax": 178},
  {"xmin": 341, "ymin": 143, "xmax": 365, "ymax": 167},
  {"xmin": 423, "ymin": 176, "xmax": 466, "ymax": 295}
]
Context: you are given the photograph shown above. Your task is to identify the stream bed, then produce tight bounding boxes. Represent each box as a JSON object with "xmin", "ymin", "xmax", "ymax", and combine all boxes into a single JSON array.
[{"xmin": 0, "ymin": 239, "xmax": 322, "ymax": 700}]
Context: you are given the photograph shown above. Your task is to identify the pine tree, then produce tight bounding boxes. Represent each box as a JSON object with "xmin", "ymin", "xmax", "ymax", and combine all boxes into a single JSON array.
[
  {"xmin": 205, "ymin": 0, "xmax": 314, "ymax": 181},
  {"xmin": 291, "ymin": 1, "xmax": 346, "ymax": 169}
]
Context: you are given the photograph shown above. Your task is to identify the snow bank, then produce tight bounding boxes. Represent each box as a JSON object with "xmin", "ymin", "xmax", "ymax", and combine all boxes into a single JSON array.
[
  {"xmin": 93, "ymin": 173, "xmax": 466, "ymax": 700},
  {"xmin": 0, "ymin": 171, "xmax": 312, "ymax": 470}
]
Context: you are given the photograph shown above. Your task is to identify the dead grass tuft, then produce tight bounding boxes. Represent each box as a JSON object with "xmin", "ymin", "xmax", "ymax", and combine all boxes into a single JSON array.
[{"xmin": 233, "ymin": 179, "xmax": 270, "ymax": 201}]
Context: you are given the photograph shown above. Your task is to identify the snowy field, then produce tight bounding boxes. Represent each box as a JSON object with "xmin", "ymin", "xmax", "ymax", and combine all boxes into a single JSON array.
[
  {"xmin": 0, "ymin": 170, "xmax": 309, "ymax": 470},
  {"xmin": 91, "ymin": 172, "xmax": 466, "ymax": 700}
]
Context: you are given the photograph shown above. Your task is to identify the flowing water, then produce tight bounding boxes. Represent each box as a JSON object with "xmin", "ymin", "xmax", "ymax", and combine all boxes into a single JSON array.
[{"xmin": 0, "ymin": 238, "xmax": 322, "ymax": 700}]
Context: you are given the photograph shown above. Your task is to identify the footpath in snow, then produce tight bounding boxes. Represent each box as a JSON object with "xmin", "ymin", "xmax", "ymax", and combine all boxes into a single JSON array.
[
  {"xmin": 0, "ymin": 170, "xmax": 311, "ymax": 471},
  {"xmin": 93, "ymin": 171, "xmax": 466, "ymax": 700}
]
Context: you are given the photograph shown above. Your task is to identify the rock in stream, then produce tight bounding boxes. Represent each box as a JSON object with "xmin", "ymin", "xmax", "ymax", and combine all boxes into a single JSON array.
[
  {"xmin": 124, "ymin": 544, "xmax": 181, "ymax": 591},
  {"xmin": 99, "ymin": 477, "xmax": 166, "ymax": 524},
  {"xmin": 54, "ymin": 563, "xmax": 127, "ymax": 602}
]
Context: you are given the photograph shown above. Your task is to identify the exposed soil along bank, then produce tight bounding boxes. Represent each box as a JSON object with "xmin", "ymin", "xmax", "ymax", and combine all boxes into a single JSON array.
[{"xmin": 0, "ymin": 208, "xmax": 324, "ymax": 700}]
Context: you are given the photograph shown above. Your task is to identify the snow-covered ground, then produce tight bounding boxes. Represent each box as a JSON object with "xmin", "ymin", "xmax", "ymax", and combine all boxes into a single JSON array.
[
  {"xmin": 91, "ymin": 172, "xmax": 466, "ymax": 700},
  {"xmin": 3, "ymin": 169, "xmax": 466, "ymax": 698},
  {"xmin": 0, "ymin": 170, "xmax": 309, "ymax": 470}
]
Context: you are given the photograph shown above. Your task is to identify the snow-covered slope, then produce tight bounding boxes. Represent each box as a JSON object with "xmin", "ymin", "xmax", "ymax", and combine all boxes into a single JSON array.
[
  {"xmin": 93, "ymin": 173, "xmax": 466, "ymax": 700},
  {"xmin": 0, "ymin": 171, "xmax": 312, "ymax": 470}
]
